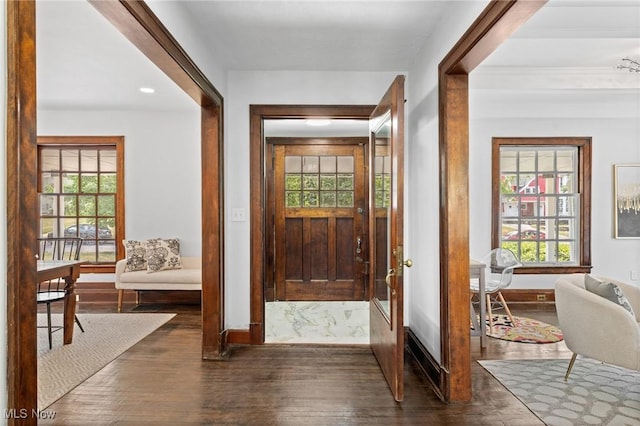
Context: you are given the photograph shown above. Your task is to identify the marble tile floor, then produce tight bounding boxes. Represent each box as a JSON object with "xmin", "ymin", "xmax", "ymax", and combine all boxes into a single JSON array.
[{"xmin": 265, "ymin": 301, "xmax": 370, "ymax": 345}]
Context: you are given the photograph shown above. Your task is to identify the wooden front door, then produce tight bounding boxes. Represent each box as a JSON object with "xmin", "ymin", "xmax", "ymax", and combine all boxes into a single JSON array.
[
  {"xmin": 270, "ymin": 141, "xmax": 367, "ymax": 301},
  {"xmin": 369, "ymin": 75, "xmax": 408, "ymax": 402}
]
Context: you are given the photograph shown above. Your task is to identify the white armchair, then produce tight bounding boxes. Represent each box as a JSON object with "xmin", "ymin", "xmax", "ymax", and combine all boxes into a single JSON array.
[{"xmin": 555, "ymin": 274, "xmax": 640, "ymax": 380}]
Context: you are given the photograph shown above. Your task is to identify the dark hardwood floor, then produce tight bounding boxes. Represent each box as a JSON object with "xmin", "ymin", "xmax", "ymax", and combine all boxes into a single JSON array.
[{"xmin": 41, "ymin": 302, "xmax": 570, "ymax": 425}]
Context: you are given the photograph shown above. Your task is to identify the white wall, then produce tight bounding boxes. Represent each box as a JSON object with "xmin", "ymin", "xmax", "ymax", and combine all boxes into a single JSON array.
[
  {"xmin": 224, "ymin": 70, "xmax": 403, "ymax": 328},
  {"xmin": 1, "ymin": 2, "xmax": 8, "ymax": 422},
  {"xmin": 405, "ymin": 1, "xmax": 491, "ymax": 363},
  {"xmin": 469, "ymin": 90, "xmax": 640, "ymax": 288},
  {"xmin": 38, "ymin": 109, "xmax": 202, "ymax": 268}
]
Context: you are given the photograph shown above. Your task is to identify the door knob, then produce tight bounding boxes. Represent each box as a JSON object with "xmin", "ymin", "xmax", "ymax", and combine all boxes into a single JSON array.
[
  {"xmin": 394, "ymin": 246, "xmax": 412, "ymax": 276},
  {"xmin": 385, "ymin": 268, "xmax": 396, "ymax": 285}
]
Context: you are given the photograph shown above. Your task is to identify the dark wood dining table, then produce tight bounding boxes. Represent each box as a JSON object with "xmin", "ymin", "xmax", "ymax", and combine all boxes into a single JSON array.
[{"xmin": 37, "ymin": 260, "xmax": 85, "ymax": 345}]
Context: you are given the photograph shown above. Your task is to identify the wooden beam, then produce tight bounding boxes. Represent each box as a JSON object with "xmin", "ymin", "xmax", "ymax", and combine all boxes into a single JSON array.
[
  {"xmin": 88, "ymin": 0, "xmax": 223, "ymax": 107},
  {"xmin": 440, "ymin": 0, "xmax": 548, "ymax": 74}
]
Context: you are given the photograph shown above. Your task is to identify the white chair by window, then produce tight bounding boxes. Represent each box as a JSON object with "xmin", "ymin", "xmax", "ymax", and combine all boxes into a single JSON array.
[{"xmin": 471, "ymin": 248, "xmax": 521, "ymax": 331}]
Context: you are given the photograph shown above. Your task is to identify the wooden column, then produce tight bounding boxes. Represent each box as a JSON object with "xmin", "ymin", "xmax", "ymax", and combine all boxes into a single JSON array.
[
  {"xmin": 7, "ymin": 1, "xmax": 39, "ymax": 423},
  {"xmin": 437, "ymin": 0, "xmax": 548, "ymax": 402},
  {"xmin": 201, "ymin": 104, "xmax": 227, "ymax": 359},
  {"xmin": 438, "ymin": 73, "xmax": 471, "ymax": 402}
]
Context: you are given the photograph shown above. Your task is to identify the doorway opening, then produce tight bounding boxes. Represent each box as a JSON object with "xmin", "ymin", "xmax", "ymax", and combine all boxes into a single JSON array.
[
  {"xmin": 249, "ymin": 76, "xmax": 406, "ymax": 402},
  {"xmin": 249, "ymin": 106, "xmax": 375, "ymax": 345}
]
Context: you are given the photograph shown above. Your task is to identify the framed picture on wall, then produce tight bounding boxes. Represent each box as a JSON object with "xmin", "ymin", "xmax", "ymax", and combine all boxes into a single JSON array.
[{"xmin": 614, "ymin": 164, "xmax": 640, "ymax": 239}]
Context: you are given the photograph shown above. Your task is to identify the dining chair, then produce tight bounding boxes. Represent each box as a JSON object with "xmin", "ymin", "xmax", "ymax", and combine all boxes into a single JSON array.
[
  {"xmin": 37, "ymin": 237, "xmax": 85, "ymax": 349},
  {"xmin": 470, "ymin": 248, "xmax": 521, "ymax": 331}
]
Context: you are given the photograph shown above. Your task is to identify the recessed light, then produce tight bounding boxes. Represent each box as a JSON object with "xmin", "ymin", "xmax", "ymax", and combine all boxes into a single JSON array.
[
  {"xmin": 139, "ymin": 87, "xmax": 155, "ymax": 94},
  {"xmin": 305, "ymin": 119, "xmax": 331, "ymax": 127}
]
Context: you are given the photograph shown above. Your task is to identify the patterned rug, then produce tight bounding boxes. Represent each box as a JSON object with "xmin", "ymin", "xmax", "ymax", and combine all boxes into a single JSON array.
[
  {"xmin": 485, "ymin": 314, "xmax": 564, "ymax": 344},
  {"xmin": 38, "ymin": 313, "xmax": 175, "ymax": 409},
  {"xmin": 479, "ymin": 358, "xmax": 640, "ymax": 425}
]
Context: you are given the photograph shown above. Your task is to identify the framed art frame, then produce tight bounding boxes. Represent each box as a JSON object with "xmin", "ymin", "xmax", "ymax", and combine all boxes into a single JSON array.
[{"xmin": 614, "ymin": 164, "xmax": 640, "ymax": 239}]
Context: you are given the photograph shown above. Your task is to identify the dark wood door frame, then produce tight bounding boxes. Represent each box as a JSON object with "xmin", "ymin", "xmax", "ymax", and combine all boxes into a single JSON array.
[
  {"xmin": 437, "ymin": 0, "xmax": 547, "ymax": 402},
  {"xmin": 249, "ymin": 106, "xmax": 375, "ymax": 344},
  {"xmin": 7, "ymin": 1, "xmax": 225, "ymax": 419}
]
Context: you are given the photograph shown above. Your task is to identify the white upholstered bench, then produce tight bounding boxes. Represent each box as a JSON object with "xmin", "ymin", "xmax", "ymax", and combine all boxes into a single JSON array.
[{"xmin": 115, "ymin": 256, "xmax": 202, "ymax": 312}]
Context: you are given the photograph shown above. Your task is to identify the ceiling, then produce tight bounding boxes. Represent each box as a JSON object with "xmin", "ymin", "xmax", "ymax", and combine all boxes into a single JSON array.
[
  {"xmin": 176, "ymin": 0, "xmax": 451, "ymax": 72},
  {"xmin": 476, "ymin": 1, "xmax": 640, "ymax": 91},
  {"xmin": 485, "ymin": 1, "xmax": 640, "ymax": 69},
  {"xmin": 36, "ymin": 0, "xmax": 195, "ymax": 112},
  {"xmin": 36, "ymin": 0, "xmax": 640, "ymax": 115}
]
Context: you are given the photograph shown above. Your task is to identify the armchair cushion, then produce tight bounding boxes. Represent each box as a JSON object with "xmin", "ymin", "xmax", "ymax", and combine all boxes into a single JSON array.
[{"xmin": 585, "ymin": 274, "xmax": 635, "ymax": 318}]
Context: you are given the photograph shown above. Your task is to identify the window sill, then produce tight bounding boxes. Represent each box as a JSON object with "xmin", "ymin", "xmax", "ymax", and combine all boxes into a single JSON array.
[
  {"xmin": 81, "ymin": 264, "xmax": 115, "ymax": 274},
  {"xmin": 514, "ymin": 265, "xmax": 592, "ymax": 275}
]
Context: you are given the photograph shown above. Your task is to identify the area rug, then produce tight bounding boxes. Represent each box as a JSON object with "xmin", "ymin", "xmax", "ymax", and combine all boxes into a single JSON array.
[
  {"xmin": 38, "ymin": 313, "xmax": 175, "ymax": 410},
  {"xmin": 485, "ymin": 314, "xmax": 564, "ymax": 344},
  {"xmin": 479, "ymin": 358, "xmax": 640, "ymax": 425}
]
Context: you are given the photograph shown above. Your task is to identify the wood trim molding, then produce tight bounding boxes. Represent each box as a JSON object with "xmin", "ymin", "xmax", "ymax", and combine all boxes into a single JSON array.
[
  {"xmin": 437, "ymin": 0, "xmax": 547, "ymax": 403},
  {"xmin": 266, "ymin": 137, "xmax": 369, "ymax": 146},
  {"xmin": 249, "ymin": 105, "xmax": 374, "ymax": 344},
  {"xmin": 227, "ymin": 329, "xmax": 252, "ymax": 345},
  {"xmin": 7, "ymin": 1, "xmax": 39, "ymax": 421},
  {"xmin": 500, "ymin": 289, "xmax": 556, "ymax": 303},
  {"xmin": 251, "ymin": 105, "xmax": 375, "ymax": 120},
  {"xmin": 79, "ymin": 264, "xmax": 117, "ymax": 274},
  {"xmin": 405, "ymin": 328, "xmax": 445, "ymax": 401}
]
